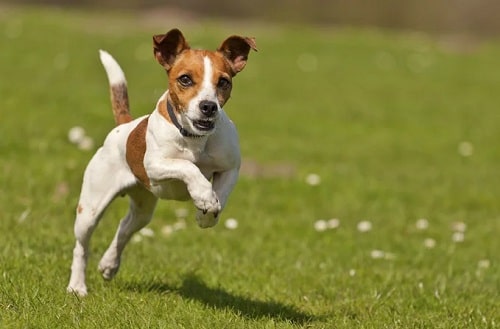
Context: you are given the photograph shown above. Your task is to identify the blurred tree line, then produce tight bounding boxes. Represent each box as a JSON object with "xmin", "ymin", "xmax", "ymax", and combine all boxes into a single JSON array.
[{"xmin": 5, "ymin": 0, "xmax": 500, "ymax": 35}]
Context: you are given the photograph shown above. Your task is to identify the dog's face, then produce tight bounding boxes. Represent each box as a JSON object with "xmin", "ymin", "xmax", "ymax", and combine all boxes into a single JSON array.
[
  {"xmin": 153, "ymin": 29, "xmax": 257, "ymax": 136},
  {"xmin": 167, "ymin": 50, "xmax": 233, "ymax": 134}
]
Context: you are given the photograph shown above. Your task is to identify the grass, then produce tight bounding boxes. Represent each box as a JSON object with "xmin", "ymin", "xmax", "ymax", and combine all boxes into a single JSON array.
[{"xmin": 1, "ymin": 5, "xmax": 499, "ymax": 328}]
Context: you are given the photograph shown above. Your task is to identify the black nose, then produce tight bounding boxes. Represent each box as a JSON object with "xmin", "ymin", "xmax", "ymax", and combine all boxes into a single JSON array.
[{"xmin": 199, "ymin": 100, "xmax": 218, "ymax": 117}]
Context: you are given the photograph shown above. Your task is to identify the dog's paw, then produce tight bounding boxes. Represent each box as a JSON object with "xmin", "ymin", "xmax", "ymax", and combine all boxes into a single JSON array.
[
  {"xmin": 192, "ymin": 189, "xmax": 221, "ymax": 216},
  {"xmin": 67, "ymin": 283, "xmax": 88, "ymax": 297},
  {"xmin": 196, "ymin": 209, "xmax": 220, "ymax": 228},
  {"xmin": 98, "ymin": 257, "xmax": 121, "ymax": 281}
]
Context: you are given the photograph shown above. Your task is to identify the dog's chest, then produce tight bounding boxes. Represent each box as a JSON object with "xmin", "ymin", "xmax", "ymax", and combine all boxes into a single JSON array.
[
  {"xmin": 147, "ymin": 143, "xmax": 222, "ymax": 201},
  {"xmin": 175, "ymin": 144, "xmax": 220, "ymax": 176}
]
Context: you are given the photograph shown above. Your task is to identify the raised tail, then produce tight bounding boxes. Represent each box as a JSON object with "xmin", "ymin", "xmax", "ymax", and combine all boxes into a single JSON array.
[{"xmin": 99, "ymin": 50, "xmax": 133, "ymax": 125}]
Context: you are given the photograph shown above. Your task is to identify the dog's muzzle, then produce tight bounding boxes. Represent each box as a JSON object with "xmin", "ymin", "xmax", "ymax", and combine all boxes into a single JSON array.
[
  {"xmin": 193, "ymin": 100, "xmax": 218, "ymax": 131},
  {"xmin": 193, "ymin": 119, "xmax": 216, "ymax": 131},
  {"xmin": 199, "ymin": 100, "xmax": 218, "ymax": 117}
]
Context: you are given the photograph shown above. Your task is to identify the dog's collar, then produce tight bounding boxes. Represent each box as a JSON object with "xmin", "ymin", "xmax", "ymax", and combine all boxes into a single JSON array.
[{"xmin": 166, "ymin": 99, "xmax": 204, "ymax": 138}]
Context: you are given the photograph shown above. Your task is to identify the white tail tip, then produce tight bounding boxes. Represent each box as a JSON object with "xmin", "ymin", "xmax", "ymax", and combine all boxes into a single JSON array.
[{"xmin": 99, "ymin": 49, "xmax": 126, "ymax": 86}]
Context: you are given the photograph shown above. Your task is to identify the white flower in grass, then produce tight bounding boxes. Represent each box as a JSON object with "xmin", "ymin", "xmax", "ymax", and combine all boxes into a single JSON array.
[
  {"xmin": 139, "ymin": 227, "xmax": 154, "ymax": 237},
  {"xmin": 357, "ymin": 220, "xmax": 372, "ymax": 232},
  {"xmin": 68, "ymin": 126, "xmax": 85, "ymax": 144},
  {"xmin": 132, "ymin": 234, "xmax": 143, "ymax": 243},
  {"xmin": 224, "ymin": 218, "xmax": 239, "ymax": 230},
  {"xmin": 162, "ymin": 225, "xmax": 175, "ymax": 236},
  {"xmin": 175, "ymin": 208, "xmax": 189, "ymax": 219},
  {"xmin": 370, "ymin": 249, "xmax": 385, "ymax": 259},
  {"xmin": 458, "ymin": 141, "xmax": 474, "ymax": 157},
  {"xmin": 415, "ymin": 218, "xmax": 429, "ymax": 230},
  {"xmin": 477, "ymin": 259, "xmax": 490, "ymax": 269},
  {"xmin": 173, "ymin": 220, "xmax": 187, "ymax": 231},
  {"xmin": 423, "ymin": 238, "xmax": 436, "ymax": 249},
  {"xmin": 451, "ymin": 221, "xmax": 467, "ymax": 232},
  {"xmin": 305, "ymin": 173, "xmax": 321, "ymax": 186},
  {"xmin": 349, "ymin": 269, "xmax": 356, "ymax": 277},
  {"xmin": 78, "ymin": 136, "xmax": 94, "ymax": 151},
  {"xmin": 369, "ymin": 249, "xmax": 395, "ymax": 260},
  {"xmin": 313, "ymin": 219, "xmax": 328, "ymax": 232},
  {"xmin": 452, "ymin": 231, "xmax": 465, "ymax": 243},
  {"xmin": 327, "ymin": 218, "xmax": 340, "ymax": 229}
]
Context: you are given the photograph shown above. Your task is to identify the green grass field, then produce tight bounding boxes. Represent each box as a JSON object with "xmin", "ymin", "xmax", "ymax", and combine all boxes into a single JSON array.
[{"xmin": 1, "ymin": 5, "xmax": 499, "ymax": 328}]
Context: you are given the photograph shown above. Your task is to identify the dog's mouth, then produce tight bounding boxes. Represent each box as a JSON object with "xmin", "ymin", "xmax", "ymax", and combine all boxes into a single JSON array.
[{"xmin": 193, "ymin": 119, "xmax": 215, "ymax": 131}]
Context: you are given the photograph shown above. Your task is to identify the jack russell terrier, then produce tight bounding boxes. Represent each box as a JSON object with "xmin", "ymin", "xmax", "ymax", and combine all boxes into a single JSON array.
[{"xmin": 67, "ymin": 29, "xmax": 256, "ymax": 296}]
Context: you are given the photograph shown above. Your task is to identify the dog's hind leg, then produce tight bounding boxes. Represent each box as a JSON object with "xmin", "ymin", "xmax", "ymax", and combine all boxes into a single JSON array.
[
  {"xmin": 98, "ymin": 186, "xmax": 157, "ymax": 281},
  {"xmin": 67, "ymin": 191, "xmax": 116, "ymax": 296},
  {"xmin": 67, "ymin": 155, "xmax": 136, "ymax": 296}
]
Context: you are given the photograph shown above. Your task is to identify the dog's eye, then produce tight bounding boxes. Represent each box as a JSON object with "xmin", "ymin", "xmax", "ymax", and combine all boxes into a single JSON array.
[
  {"xmin": 217, "ymin": 77, "xmax": 231, "ymax": 90},
  {"xmin": 177, "ymin": 75, "xmax": 193, "ymax": 87}
]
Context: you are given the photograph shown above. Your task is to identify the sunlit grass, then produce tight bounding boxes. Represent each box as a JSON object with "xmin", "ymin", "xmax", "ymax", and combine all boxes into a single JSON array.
[{"xmin": 0, "ymin": 6, "xmax": 499, "ymax": 328}]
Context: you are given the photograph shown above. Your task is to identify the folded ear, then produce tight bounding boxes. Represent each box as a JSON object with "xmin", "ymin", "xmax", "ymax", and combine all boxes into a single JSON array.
[
  {"xmin": 217, "ymin": 35, "xmax": 257, "ymax": 75},
  {"xmin": 153, "ymin": 29, "xmax": 190, "ymax": 71}
]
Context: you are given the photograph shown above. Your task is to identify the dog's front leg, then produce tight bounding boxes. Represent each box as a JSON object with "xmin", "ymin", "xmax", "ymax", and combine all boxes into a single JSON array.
[
  {"xmin": 146, "ymin": 158, "xmax": 221, "ymax": 219},
  {"xmin": 196, "ymin": 168, "xmax": 239, "ymax": 228}
]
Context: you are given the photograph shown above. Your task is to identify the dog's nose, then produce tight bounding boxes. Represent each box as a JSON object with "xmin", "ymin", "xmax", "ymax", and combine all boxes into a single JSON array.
[{"xmin": 199, "ymin": 100, "xmax": 218, "ymax": 117}]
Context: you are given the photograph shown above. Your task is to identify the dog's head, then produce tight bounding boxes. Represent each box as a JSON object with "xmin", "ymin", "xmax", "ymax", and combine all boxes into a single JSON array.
[{"xmin": 153, "ymin": 29, "xmax": 257, "ymax": 137}]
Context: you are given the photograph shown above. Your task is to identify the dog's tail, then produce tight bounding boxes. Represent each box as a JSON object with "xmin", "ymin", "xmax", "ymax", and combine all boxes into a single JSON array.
[{"xmin": 99, "ymin": 50, "xmax": 133, "ymax": 125}]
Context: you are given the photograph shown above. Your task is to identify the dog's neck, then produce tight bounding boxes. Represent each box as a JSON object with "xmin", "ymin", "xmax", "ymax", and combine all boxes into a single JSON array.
[{"xmin": 165, "ymin": 95, "xmax": 204, "ymax": 139}]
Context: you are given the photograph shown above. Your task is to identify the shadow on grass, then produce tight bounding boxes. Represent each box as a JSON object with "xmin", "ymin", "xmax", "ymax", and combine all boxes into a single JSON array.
[{"xmin": 124, "ymin": 274, "xmax": 317, "ymax": 325}]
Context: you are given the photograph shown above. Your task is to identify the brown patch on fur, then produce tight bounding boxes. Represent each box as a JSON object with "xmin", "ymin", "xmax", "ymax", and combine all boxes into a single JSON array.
[
  {"xmin": 157, "ymin": 99, "xmax": 173, "ymax": 124},
  {"xmin": 217, "ymin": 35, "xmax": 257, "ymax": 75},
  {"xmin": 167, "ymin": 49, "xmax": 206, "ymax": 112},
  {"xmin": 111, "ymin": 83, "xmax": 133, "ymax": 125},
  {"xmin": 166, "ymin": 50, "xmax": 235, "ymax": 111},
  {"xmin": 77, "ymin": 204, "xmax": 83, "ymax": 214},
  {"xmin": 153, "ymin": 30, "xmax": 255, "ymax": 115},
  {"xmin": 206, "ymin": 51, "xmax": 233, "ymax": 107},
  {"xmin": 126, "ymin": 117, "xmax": 150, "ymax": 188},
  {"xmin": 153, "ymin": 29, "xmax": 190, "ymax": 71}
]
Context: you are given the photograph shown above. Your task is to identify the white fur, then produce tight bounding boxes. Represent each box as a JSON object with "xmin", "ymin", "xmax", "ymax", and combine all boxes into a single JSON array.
[
  {"xmin": 183, "ymin": 56, "xmax": 220, "ymax": 135},
  {"xmin": 67, "ymin": 53, "xmax": 240, "ymax": 297},
  {"xmin": 99, "ymin": 50, "xmax": 126, "ymax": 86}
]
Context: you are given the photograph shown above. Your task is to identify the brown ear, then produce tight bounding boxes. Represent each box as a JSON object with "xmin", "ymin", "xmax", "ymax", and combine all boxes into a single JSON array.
[
  {"xmin": 153, "ymin": 29, "xmax": 190, "ymax": 71},
  {"xmin": 217, "ymin": 35, "xmax": 257, "ymax": 75}
]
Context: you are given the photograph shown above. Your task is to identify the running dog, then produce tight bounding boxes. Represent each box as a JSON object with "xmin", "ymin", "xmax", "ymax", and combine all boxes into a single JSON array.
[{"xmin": 67, "ymin": 29, "xmax": 256, "ymax": 296}]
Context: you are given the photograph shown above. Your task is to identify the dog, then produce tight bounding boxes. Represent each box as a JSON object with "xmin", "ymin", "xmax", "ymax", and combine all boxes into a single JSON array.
[{"xmin": 67, "ymin": 29, "xmax": 256, "ymax": 296}]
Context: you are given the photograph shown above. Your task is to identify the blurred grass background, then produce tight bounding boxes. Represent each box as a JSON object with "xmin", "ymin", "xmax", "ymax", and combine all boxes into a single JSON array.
[
  {"xmin": 0, "ymin": 2, "xmax": 499, "ymax": 328},
  {"xmin": 4, "ymin": 0, "xmax": 500, "ymax": 35}
]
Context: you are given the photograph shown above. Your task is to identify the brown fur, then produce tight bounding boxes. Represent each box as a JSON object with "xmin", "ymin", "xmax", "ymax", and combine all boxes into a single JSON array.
[
  {"xmin": 167, "ymin": 50, "xmax": 207, "ymax": 113},
  {"xmin": 157, "ymin": 99, "xmax": 174, "ymax": 123},
  {"xmin": 166, "ymin": 50, "xmax": 234, "ymax": 113},
  {"xmin": 207, "ymin": 51, "xmax": 233, "ymax": 107},
  {"xmin": 153, "ymin": 29, "xmax": 256, "ymax": 116},
  {"xmin": 125, "ymin": 117, "xmax": 150, "ymax": 188},
  {"xmin": 111, "ymin": 83, "xmax": 133, "ymax": 125}
]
